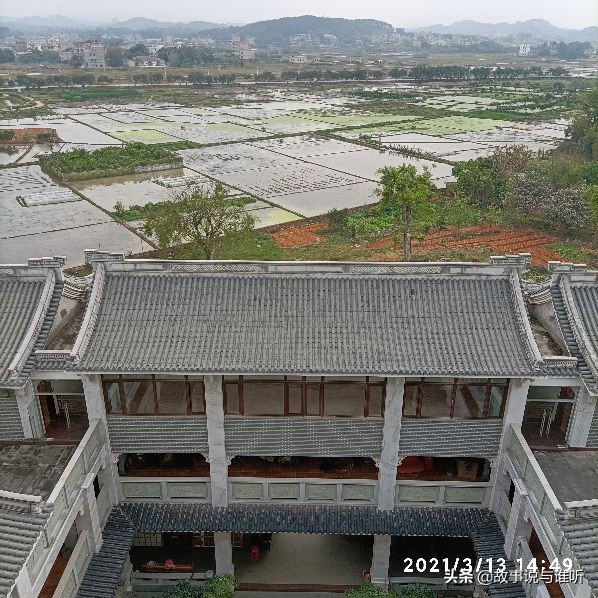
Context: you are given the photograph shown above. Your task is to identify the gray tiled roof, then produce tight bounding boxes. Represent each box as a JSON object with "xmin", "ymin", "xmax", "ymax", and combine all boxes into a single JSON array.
[
  {"xmin": 121, "ymin": 502, "xmax": 486, "ymax": 536},
  {"xmin": 76, "ymin": 508, "xmax": 135, "ymax": 598},
  {"xmin": 0, "ymin": 272, "xmax": 63, "ymax": 388},
  {"xmin": 557, "ymin": 514, "xmax": 598, "ymax": 592},
  {"xmin": 470, "ymin": 518, "xmax": 526, "ymax": 598},
  {"xmin": 0, "ymin": 393, "xmax": 24, "ymax": 440},
  {"xmin": 551, "ymin": 282, "xmax": 596, "ymax": 389},
  {"xmin": 75, "ymin": 265, "xmax": 541, "ymax": 377},
  {"xmin": 0, "ymin": 504, "xmax": 52, "ymax": 596}
]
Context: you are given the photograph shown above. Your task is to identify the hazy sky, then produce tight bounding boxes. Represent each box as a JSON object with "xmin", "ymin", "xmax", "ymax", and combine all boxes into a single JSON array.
[{"xmin": 2, "ymin": 0, "xmax": 597, "ymax": 29}]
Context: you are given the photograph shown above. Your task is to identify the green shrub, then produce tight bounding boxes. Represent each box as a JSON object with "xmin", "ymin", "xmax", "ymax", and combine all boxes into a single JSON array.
[
  {"xmin": 397, "ymin": 585, "xmax": 437, "ymax": 598},
  {"xmin": 0, "ymin": 129, "xmax": 14, "ymax": 141},
  {"xmin": 345, "ymin": 582, "xmax": 398, "ymax": 597},
  {"xmin": 40, "ymin": 143, "xmax": 181, "ymax": 180},
  {"xmin": 326, "ymin": 207, "xmax": 351, "ymax": 232},
  {"xmin": 160, "ymin": 575, "xmax": 238, "ymax": 598}
]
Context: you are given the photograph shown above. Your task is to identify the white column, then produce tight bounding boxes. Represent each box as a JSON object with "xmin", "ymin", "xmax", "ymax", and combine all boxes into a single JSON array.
[
  {"xmin": 13, "ymin": 566, "xmax": 34, "ymax": 598},
  {"xmin": 490, "ymin": 378, "xmax": 531, "ymax": 512},
  {"xmin": 81, "ymin": 373, "xmax": 106, "ymax": 421},
  {"xmin": 214, "ymin": 532, "xmax": 234, "ymax": 575},
  {"xmin": 371, "ymin": 534, "xmax": 392, "ymax": 587},
  {"xmin": 15, "ymin": 381, "xmax": 35, "ymax": 438},
  {"xmin": 574, "ymin": 579, "xmax": 592, "ymax": 598},
  {"xmin": 205, "ymin": 375, "xmax": 228, "ymax": 507},
  {"xmin": 504, "ymin": 480, "xmax": 531, "ymax": 559},
  {"xmin": 81, "ymin": 473, "xmax": 103, "ymax": 553},
  {"xmin": 568, "ymin": 388, "xmax": 597, "ymax": 448},
  {"xmin": 82, "ymin": 374, "xmax": 120, "ymax": 507},
  {"xmin": 378, "ymin": 377, "xmax": 404, "ymax": 511}
]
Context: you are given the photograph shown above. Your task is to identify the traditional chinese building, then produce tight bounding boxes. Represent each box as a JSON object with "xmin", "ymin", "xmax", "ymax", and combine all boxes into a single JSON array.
[{"xmin": 0, "ymin": 253, "xmax": 597, "ymax": 597}]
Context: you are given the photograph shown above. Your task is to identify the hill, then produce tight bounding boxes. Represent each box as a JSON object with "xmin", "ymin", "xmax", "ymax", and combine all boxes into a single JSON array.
[
  {"xmin": 203, "ymin": 15, "xmax": 395, "ymax": 43},
  {"xmin": 414, "ymin": 19, "xmax": 598, "ymax": 43}
]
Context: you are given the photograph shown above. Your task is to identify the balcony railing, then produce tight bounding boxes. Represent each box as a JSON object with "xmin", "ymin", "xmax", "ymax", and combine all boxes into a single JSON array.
[
  {"xmin": 50, "ymin": 530, "xmax": 93, "ymax": 598},
  {"xmin": 228, "ymin": 477, "xmax": 378, "ymax": 503},
  {"xmin": 506, "ymin": 426, "xmax": 564, "ymax": 547},
  {"xmin": 25, "ymin": 420, "xmax": 105, "ymax": 589},
  {"xmin": 395, "ymin": 480, "xmax": 490, "ymax": 506},
  {"xmin": 120, "ymin": 477, "xmax": 211, "ymax": 502},
  {"xmin": 119, "ymin": 476, "xmax": 490, "ymax": 507}
]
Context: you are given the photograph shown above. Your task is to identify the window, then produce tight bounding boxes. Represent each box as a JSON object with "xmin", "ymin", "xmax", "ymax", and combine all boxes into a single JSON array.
[
  {"xmin": 403, "ymin": 383, "xmax": 420, "ymax": 417},
  {"xmin": 223, "ymin": 377, "xmax": 241, "ymax": 415},
  {"xmin": 243, "ymin": 377, "xmax": 285, "ymax": 415},
  {"xmin": 324, "ymin": 379, "xmax": 365, "ymax": 417},
  {"xmin": 103, "ymin": 380, "xmax": 121, "ymax": 413},
  {"xmin": 367, "ymin": 378, "xmax": 386, "ymax": 417},
  {"xmin": 102, "ymin": 375, "xmax": 206, "ymax": 415},
  {"xmin": 403, "ymin": 378, "xmax": 508, "ymax": 420},
  {"xmin": 122, "ymin": 375, "xmax": 154, "ymax": 414},
  {"xmin": 223, "ymin": 376, "xmax": 385, "ymax": 418},
  {"xmin": 189, "ymin": 377, "xmax": 206, "ymax": 414},
  {"xmin": 453, "ymin": 381, "xmax": 487, "ymax": 419},
  {"xmin": 420, "ymin": 379, "xmax": 454, "ymax": 418},
  {"xmin": 155, "ymin": 377, "xmax": 187, "ymax": 415}
]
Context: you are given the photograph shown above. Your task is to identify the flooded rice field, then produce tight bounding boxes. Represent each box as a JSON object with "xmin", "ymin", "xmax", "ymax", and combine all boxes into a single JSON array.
[{"xmin": 0, "ymin": 88, "xmax": 573, "ymax": 264}]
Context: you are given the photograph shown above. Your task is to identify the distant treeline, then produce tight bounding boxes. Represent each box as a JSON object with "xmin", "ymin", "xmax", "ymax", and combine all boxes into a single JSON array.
[{"xmin": 1, "ymin": 63, "xmax": 574, "ymax": 90}]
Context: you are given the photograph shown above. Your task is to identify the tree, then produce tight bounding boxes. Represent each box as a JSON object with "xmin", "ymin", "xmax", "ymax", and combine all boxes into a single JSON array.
[
  {"xmin": 105, "ymin": 45, "xmax": 124, "ymax": 67},
  {"xmin": 374, "ymin": 165, "xmax": 434, "ymax": 261},
  {"xmin": 126, "ymin": 43, "xmax": 150, "ymax": 59},
  {"xmin": 0, "ymin": 48, "xmax": 15, "ymax": 63},
  {"xmin": 567, "ymin": 87, "xmax": 598, "ymax": 158},
  {"xmin": 453, "ymin": 159, "xmax": 500, "ymax": 208},
  {"xmin": 70, "ymin": 54, "xmax": 83, "ymax": 68},
  {"xmin": 144, "ymin": 182, "xmax": 255, "ymax": 259}
]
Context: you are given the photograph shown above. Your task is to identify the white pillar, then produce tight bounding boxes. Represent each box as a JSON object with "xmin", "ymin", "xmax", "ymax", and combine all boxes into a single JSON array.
[
  {"xmin": 82, "ymin": 374, "xmax": 120, "ymax": 507},
  {"xmin": 378, "ymin": 377, "xmax": 404, "ymax": 511},
  {"xmin": 205, "ymin": 375, "xmax": 228, "ymax": 507},
  {"xmin": 81, "ymin": 373, "xmax": 106, "ymax": 421},
  {"xmin": 13, "ymin": 566, "xmax": 34, "ymax": 598},
  {"xmin": 504, "ymin": 480, "xmax": 531, "ymax": 559},
  {"xmin": 490, "ymin": 378, "xmax": 531, "ymax": 512},
  {"xmin": 15, "ymin": 382, "xmax": 35, "ymax": 438},
  {"xmin": 371, "ymin": 534, "xmax": 391, "ymax": 587},
  {"xmin": 574, "ymin": 579, "xmax": 592, "ymax": 598},
  {"xmin": 214, "ymin": 532, "xmax": 234, "ymax": 575},
  {"xmin": 81, "ymin": 473, "xmax": 103, "ymax": 553},
  {"xmin": 568, "ymin": 387, "xmax": 597, "ymax": 448}
]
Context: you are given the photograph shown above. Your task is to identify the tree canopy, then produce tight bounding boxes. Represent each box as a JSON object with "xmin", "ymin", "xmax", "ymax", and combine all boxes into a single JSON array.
[
  {"xmin": 143, "ymin": 182, "xmax": 255, "ymax": 259},
  {"xmin": 374, "ymin": 165, "xmax": 434, "ymax": 260},
  {"xmin": 567, "ymin": 87, "xmax": 598, "ymax": 158}
]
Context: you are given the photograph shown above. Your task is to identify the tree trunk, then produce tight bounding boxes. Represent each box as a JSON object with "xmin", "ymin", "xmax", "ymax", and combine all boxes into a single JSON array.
[{"xmin": 403, "ymin": 204, "xmax": 412, "ymax": 261}]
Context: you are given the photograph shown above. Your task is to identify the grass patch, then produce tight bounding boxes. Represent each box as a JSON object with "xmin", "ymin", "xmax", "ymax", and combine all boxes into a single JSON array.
[
  {"xmin": 43, "ymin": 87, "xmax": 144, "ymax": 102},
  {"xmin": 550, "ymin": 241, "xmax": 598, "ymax": 266}
]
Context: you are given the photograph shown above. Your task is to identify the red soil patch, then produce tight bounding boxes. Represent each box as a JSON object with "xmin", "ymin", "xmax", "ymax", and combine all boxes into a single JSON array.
[
  {"xmin": 272, "ymin": 223, "xmax": 330, "ymax": 248},
  {"xmin": 368, "ymin": 224, "xmax": 562, "ymax": 267},
  {"xmin": 1, "ymin": 127, "xmax": 59, "ymax": 143}
]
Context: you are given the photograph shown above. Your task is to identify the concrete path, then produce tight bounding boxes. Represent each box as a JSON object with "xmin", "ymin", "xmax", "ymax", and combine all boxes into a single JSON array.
[{"xmin": 235, "ymin": 533, "xmax": 371, "ymax": 586}]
